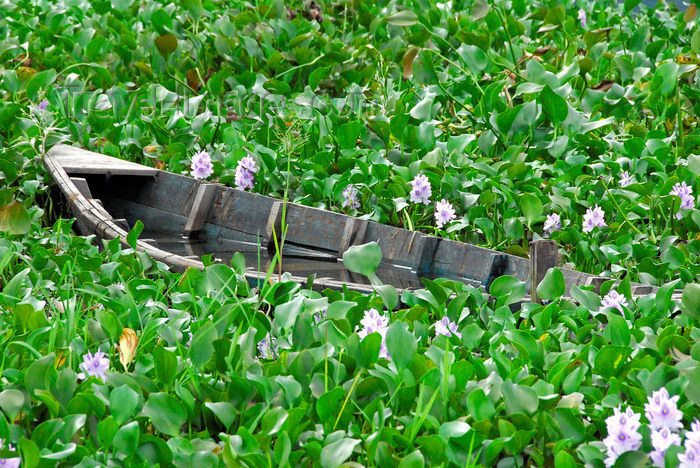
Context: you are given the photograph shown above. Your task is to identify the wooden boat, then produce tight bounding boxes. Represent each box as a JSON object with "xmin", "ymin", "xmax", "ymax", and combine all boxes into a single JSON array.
[{"xmin": 45, "ymin": 144, "xmax": 670, "ymax": 300}]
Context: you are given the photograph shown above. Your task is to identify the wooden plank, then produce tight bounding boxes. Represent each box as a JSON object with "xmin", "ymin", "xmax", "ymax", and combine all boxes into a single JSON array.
[
  {"xmin": 338, "ymin": 217, "xmax": 368, "ymax": 256},
  {"xmin": 183, "ymin": 183, "xmax": 217, "ymax": 238},
  {"xmin": 282, "ymin": 204, "xmax": 347, "ymax": 253},
  {"xmin": 48, "ymin": 145, "xmax": 159, "ymax": 176},
  {"xmin": 414, "ymin": 235, "xmax": 439, "ymax": 277},
  {"xmin": 530, "ymin": 240, "xmax": 558, "ymax": 304},
  {"xmin": 363, "ymin": 222, "xmax": 421, "ymax": 267},
  {"xmin": 70, "ymin": 177, "xmax": 92, "ymax": 199}
]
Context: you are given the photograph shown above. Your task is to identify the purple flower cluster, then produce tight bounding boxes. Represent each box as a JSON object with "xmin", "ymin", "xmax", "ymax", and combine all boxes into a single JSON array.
[
  {"xmin": 604, "ymin": 406, "xmax": 642, "ymax": 467},
  {"xmin": 604, "ymin": 388, "xmax": 687, "ymax": 467},
  {"xmin": 582, "ymin": 205, "xmax": 606, "ymax": 233},
  {"xmin": 357, "ymin": 308, "xmax": 390, "ymax": 359},
  {"xmin": 434, "ymin": 317, "xmax": 461, "ymax": 338},
  {"xmin": 435, "ymin": 199, "xmax": 456, "ymax": 228},
  {"xmin": 409, "ymin": 174, "xmax": 432, "ymax": 205},
  {"xmin": 235, "ymin": 155, "xmax": 258, "ymax": 191},
  {"xmin": 600, "ymin": 290, "xmax": 627, "ymax": 313},
  {"xmin": 191, "ymin": 151, "xmax": 214, "ymax": 179},
  {"xmin": 544, "ymin": 213, "xmax": 561, "ymax": 236},
  {"xmin": 37, "ymin": 100, "xmax": 49, "ymax": 110},
  {"xmin": 646, "ymin": 388, "xmax": 684, "ymax": 466},
  {"xmin": 679, "ymin": 420, "xmax": 700, "ymax": 468},
  {"xmin": 670, "ymin": 182, "xmax": 695, "ymax": 219},
  {"xmin": 620, "ymin": 171, "xmax": 633, "ymax": 188},
  {"xmin": 578, "ymin": 8, "xmax": 587, "ymax": 27},
  {"xmin": 0, "ymin": 441, "xmax": 19, "ymax": 468},
  {"xmin": 78, "ymin": 349, "xmax": 110, "ymax": 380},
  {"xmin": 257, "ymin": 334, "xmax": 279, "ymax": 360},
  {"xmin": 342, "ymin": 185, "xmax": 360, "ymax": 210}
]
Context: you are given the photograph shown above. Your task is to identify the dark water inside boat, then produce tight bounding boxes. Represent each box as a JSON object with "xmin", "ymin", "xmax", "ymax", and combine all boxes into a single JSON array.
[{"xmin": 142, "ymin": 231, "xmax": 482, "ymax": 290}]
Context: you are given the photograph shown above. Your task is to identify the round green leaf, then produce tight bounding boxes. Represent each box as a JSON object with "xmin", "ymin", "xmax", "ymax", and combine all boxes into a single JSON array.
[
  {"xmin": 155, "ymin": 33, "xmax": 178, "ymax": 57},
  {"xmin": 342, "ymin": 242, "xmax": 382, "ymax": 277},
  {"xmin": 386, "ymin": 321, "xmax": 417, "ymax": 370},
  {"xmin": 536, "ymin": 267, "xmax": 565, "ymax": 301},
  {"xmin": 385, "ymin": 10, "xmax": 418, "ymax": 26},
  {"xmin": 142, "ymin": 393, "xmax": 186, "ymax": 437},
  {"xmin": 320, "ymin": 438, "xmax": 360, "ymax": 468},
  {"xmin": 0, "ymin": 201, "xmax": 31, "ymax": 235}
]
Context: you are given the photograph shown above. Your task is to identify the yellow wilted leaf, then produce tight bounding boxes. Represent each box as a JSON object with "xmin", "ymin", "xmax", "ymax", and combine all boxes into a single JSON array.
[{"xmin": 118, "ymin": 328, "xmax": 139, "ymax": 370}]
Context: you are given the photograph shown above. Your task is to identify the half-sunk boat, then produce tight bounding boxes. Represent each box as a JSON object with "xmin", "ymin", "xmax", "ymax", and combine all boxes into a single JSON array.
[{"xmin": 45, "ymin": 144, "xmax": 667, "ymax": 300}]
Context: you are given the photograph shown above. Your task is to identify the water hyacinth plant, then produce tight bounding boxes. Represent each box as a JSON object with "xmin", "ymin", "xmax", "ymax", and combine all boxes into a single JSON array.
[
  {"xmin": 190, "ymin": 150, "xmax": 214, "ymax": 180},
  {"xmin": 1, "ymin": 0, "xmax": 700, "ymax": 466}
]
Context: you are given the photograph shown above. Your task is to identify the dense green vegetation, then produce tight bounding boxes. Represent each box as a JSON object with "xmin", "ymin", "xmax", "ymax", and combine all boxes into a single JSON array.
[{"xmin": 1, "ymin": 0, "xmax": 699, "ymax": 466}]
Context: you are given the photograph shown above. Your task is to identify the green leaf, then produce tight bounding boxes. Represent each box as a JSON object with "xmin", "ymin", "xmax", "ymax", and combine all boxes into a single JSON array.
[
  {"xmin": 141, "ymin": 393, "xmax": 187, "ymax": 437},
  {"xmin": 691, "ymin": 28, "xmax": 700, "ymax": 55},
  {"xmin": 540, "ymin": 85, "xmax": 568, "ymax": 126},
  {"xmin": 467, "ymin": 389, "xmax": 495, "ymax": 421},
  {"xmin": 0, "ymin": 201, "xmax": 31, "ymax": 235},
  {"xmin": 113, "ymin": 421, "xmax": 140, "ymax": 456},
  {"xmin": 571, "ymin": 286, "xmax": 601, "ymax": 312},
  {"xmin": 457, "ymin": 44, "xmax": 489, "ymax": 74},
  {"xmin": 154, "ymin": 345, "xmax": 177, "ymax": 386},
  {"xmin": 399, "ymin": 450, "xmax": 425, "ymax": 468},
  {"xmin": 471, "ymin": 0, "xmax": 490, "ymax": 20},
  {"xmin": 594, "ymin": 345, "xmax": 632, "ymax": 379},
  {"xmin": 110, "ymin": 385, "xmax": 139, "ymax": 425},
  {"xmin": 536, "ymin": 268, "xmax": 565, "ymax": 301},
  {"xmin": 155, "ymin": 33, "xmax": 178, "ymax": 57},
  {"xmin": 624, "ymin": 0, "xmax": 642, "ymax": 12},
  {"xmin": 338, "ymin": 121, "xmax": 364, "ymax": 149},
  {"xmin": 320, "ymin": 438, "xmax": 360, "ymax": 468},
  {"xmin": 386, "ymin": 321, "xmax": 417, "ymax": 370},
  {"xmin": 189, "ymin": 321, "xmax": 217, "ymax": 368},
  {"xmin": 554, "ymin": 450, "xmax": 577, "ymax": 468},
  {"xmin": 0, "ymin": 389, "xmax": 25, "ymax": 421},
  {"xmin": 26, "ymin": 69, "xmax": 57, "ymax": 103},
  {"xmin": 373, "ymin": 283, "xmax": 398, "ymax": 311},
  {"xmin": 685, "ymin": 368, "xmax": 700, "ymax": 406},
  {"xmin": 519, "ymin": 193, "xmax": 543, "ymax": 226},
  {"xmin": 19, "ymin": 437, "xmax": 40, "ymax": 468},
  {"xmin": 489, "ymin": 276, "xmax": 526, "ymax": 307},
  {"xmin": 385, "ymin": 10, "xmax": 418, "ymax": 26},
  {"xmin": 612, "ymin": 451, "xmax": 649, "ymax": 468},
  {"xmin": 342, "ymin": 242, "xmax": 382, "ymax": 277},
  {"xmin": 126, "ymin": 220, "xmax": 143, "ymax": 249},
  {"xmin": 680, "ymin": 283, "xmax": 700, "ymax": 321},
  {"xmin": 205, "ymin": 402, "xmax": 236, "ymax": 430},
  {"xmin": 261, "ymin": 407, "xmax": 288, "ymax": 436},
  {"xmin": 501, "ymin": 381, "xmax": 539, "ymax": 415}
]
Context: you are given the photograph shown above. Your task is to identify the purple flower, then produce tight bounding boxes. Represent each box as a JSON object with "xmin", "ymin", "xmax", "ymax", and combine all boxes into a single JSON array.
[
  {"xmin": 435, "ymin": 199, "xmax": 456, "ymax": 228},
  {"xmin": 650, "ymin": 426, "xmax": 681, "ymax": 467},
  {"xmin": 604, "ymin": 407, "xmax": 643, "ymax": 467},
  {"xmin": 409, "ymin": 174, "xmax": 432, "ymax": 205},
  {"xmin": 191, "ymin": 151, "xmax": 214, "ymax": 179},
  {"xmin": 670, "ymin": 182, "xmax": 696, "ymax": 219},
  {"xmin": 620, "ymin": 171, "xmax": 632, "ymax": 187},
  {"xmin": 434, "ymin": 317, "xmax": 461, "ymax": 338},
  {"xmin": 679, "ymin": 438, "xmax": 700, "ymax": 468},
  {"xmin": 582, "ymin": 204, "xmax": 606, "ymax": 233},
  {"xmin": 578, "ymin": 8, "xmax": 587, "ymax": 27},
  {"xmin": 235, "ymin": 156, "xmax": 258, "ymax": 191},
  {"xmin": 600, "ymin": 290, "xmax": 628, "ymax": 313},
  {"xmin": 37, "ymin": 100, "xmax": 49, "ymax": 110},
  {"xmin": 645, "ymin": 388, "xmax": 683, "ymax": 431},
  {"xmin": 357, "ymin": 308, "xmax": 390, "ymax": 359},
  {"xmin": 257, "ymin": 334, "xmax": 279, "ymax": 360},
  {"xmin": 314, "ymin": 310, "xmax": 327, "ymax": 324},
  {"xmin": 78, "ymin": 349, "xmax": 110, "ymax": 380},
  {"xmin": 544, "ymin": 213, "xmax": 561, "ymax": 235},
  {"xmin": 606, "ymin": 406, "xmax": 642, "ymax": 434},
  {"xmin": 342, "ymin": 185, "xmax": 360, "ymax": 210}
]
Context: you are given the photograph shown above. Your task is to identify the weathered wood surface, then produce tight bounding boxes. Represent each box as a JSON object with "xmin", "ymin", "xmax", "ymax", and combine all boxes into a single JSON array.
[
  {"xmin": 183, "ymin": 183, "xmax": 217, "ymax": 238},
  {"xmin": 46, "ymin": 145, "xmax": 682, "ymax": 300},
  {"xmin": 49, "ymin": 145, "xmax": 159, "ymax": 176}
]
